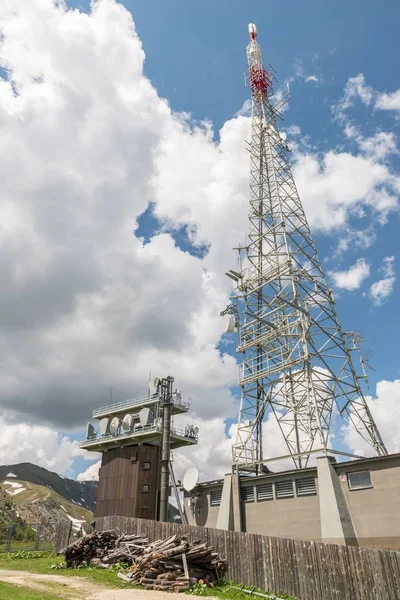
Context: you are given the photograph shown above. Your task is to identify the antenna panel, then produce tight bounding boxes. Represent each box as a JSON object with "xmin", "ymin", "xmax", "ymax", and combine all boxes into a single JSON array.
[
  {"xmin": 99, "ymin": 418, "xmax": 110, "ymax": 436},
  {"xmin": 86, "ymin": 422, "xmax": 96, "ymax": 439},
  {"xmin": 139, "ymin": 407, "xmax": 153, "ymax": 426},
  {"xmin": 221, "ymin": 313, "xmax": 235, "ymax": 333}
]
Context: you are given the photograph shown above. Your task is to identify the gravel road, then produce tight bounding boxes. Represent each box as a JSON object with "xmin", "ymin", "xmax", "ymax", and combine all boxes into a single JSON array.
[{"xmin": 0, "ymin": 569, "xmax": 215, "ymax": 599}]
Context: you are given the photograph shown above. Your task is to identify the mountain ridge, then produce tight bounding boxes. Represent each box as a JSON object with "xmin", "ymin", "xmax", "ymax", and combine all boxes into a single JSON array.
[{"xmin": 0, "ymin": 463, "xmax": 97, "ymax": 512}]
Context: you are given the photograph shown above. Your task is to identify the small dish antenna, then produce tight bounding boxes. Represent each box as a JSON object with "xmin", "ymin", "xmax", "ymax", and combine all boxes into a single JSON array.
[
  {"xmin": 221, "ymin": 313, "xmax": 235, "ymax": 334},
  {"xmin": 182, "ymin": 467, "xmax": 199, "ymax": 492},
  {"xmin": 99, "ymin": 418, "xmax": 110, "ymax": 436},
  {"xmin": 139, "ymin": 407, "xmax": 153, "ymax": 426},
  {"xmin": 122, "ymin": 414, "xmax": 133, "ymax": 431},
  {"xmin": 154, "ymin": 377, "xmax": 161, "ymax": 388},
  {"xmin": 110, "ymin": 416, "xmax": 120, "ymax": 435}
]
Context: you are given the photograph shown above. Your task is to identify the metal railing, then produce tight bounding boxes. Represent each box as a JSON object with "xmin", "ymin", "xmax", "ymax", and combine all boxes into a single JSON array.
[
  {"xmin": 80, "ymin": 423, "xmax": 198, "ymax": 447},
  {"xmin": 92, "ymin": 393, "xmax": 189, "ymax": 418}
]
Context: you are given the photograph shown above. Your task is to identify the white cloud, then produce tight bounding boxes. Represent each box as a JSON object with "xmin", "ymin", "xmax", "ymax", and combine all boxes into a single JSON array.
[
  {"xmin": 305, "ymin": 75, "xmax": 318, "ymax": 83},
  {"xmin": 357, "ymin": 132, "xmax": 397, "ymax": 162},
  {"xmin": 0, "ymin": 411, "xmax": 92, "ymax": 474},
  {"xmin": 343, "ymin": 380, "xmax": 400, "ymax": 455},
  {"xmin": 369, "ymin": 256, "xmax": 396, "ymax": 306},
  {"xmin": 285, "ymin": 125, "xmax": 301, "ymax": 136},
  {"xmin": 329, "ymin": 258, "xmax": 370, "ymax": 291},
  {"xmin": 376, "ymin": 89, "xmax": 400, "ymax": 112},
  {"xmin": 236, "ymin": 99, "xmax": 252, "ymax": 117},
  {"xmin": 77, "ymin": 460, "xmax": 101, "ymax": 481},
  {"xmin": 293, "ymin": 149, "xmax": 399, "ymax": 231},
  {"xmin": 334, "ymin": 73, "xmax": 374, "ymax": 117}
]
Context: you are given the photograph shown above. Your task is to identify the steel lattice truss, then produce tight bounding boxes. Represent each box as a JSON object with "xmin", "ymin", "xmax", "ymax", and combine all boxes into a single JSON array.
[{"xmin": 224, "ymin": 24, "xmax": 387, "ymax": 472}]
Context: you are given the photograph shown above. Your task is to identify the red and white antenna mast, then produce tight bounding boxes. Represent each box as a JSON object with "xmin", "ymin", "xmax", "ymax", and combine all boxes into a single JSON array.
[{"xmin": 221, "ymin": 24, "xmax": 387, "ymax": 474}]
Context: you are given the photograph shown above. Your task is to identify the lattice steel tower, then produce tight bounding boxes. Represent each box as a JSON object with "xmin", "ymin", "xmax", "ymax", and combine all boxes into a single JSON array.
[{"xmin": 221, "ymin": 23, "xmax": 387, "ymax": 473}]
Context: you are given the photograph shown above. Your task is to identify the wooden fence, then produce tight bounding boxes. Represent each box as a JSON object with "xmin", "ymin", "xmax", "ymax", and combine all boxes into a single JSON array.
[{"xmin": 90, "ymin": 516, "xmax": 400, "ymax": 600}]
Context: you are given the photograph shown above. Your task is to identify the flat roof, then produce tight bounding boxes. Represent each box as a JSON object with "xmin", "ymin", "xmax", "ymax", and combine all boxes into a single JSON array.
[{"xmin": 191, "ymin": 452, "xmax": 400, "ymax": 490}]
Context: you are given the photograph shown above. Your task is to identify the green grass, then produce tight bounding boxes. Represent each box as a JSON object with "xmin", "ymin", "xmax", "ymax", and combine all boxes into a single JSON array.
[
  {"xmin": 0, "ymin": 581, "xmax": 63, "ymax": 600},
  {"xmin": 0, "ymin": 554, "xmax": 297, "ymax": 599},
  {"xmin": 188, "ymin": 580, "xmax": 297, "ymax": 600}
]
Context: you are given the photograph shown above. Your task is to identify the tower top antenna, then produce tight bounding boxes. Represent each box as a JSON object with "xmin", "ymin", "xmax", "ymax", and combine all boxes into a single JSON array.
[{"xmin": 248, "ymin": 23, "xmax": 258, "ymax": 41}]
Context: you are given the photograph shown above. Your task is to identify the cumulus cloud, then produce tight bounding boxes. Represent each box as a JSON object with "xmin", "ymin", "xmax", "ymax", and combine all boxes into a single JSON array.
[
  {"xmin": 329, "ymin": 258, "xmax": 370, "ymax": 291},
  {"xmin": 376, "ymin": 89, "xmax": 400, "ymax": 112},
  {"xmin": 369, "ymin": 256, "xmax": 396, "ymax": 306},
  {"xmin": 0, "ymin": 0, "xmax": 399, "ymax": 480},
  {"xmin": 0, "ymin": 411, "xmax": 92, "ymax": 474},
  {"xmin": 77, "ymin": 460, "xmax": 101, "ymax": 482},
  {"xmin": 343, "ymin": 380, "xmax": 400, "ymax": 456},
  {"xmin": 292, "ymin": 149, "xmax": 399, "ymax": 231},
  {"xmin": 0, "ymin": 0, "xmax": 239, "ymax": 435}
]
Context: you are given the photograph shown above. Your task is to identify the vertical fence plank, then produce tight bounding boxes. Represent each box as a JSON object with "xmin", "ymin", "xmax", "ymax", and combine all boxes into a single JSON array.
[{"xmin": 72, "ymin": 516, "xmax": 400, "ymax": 600}]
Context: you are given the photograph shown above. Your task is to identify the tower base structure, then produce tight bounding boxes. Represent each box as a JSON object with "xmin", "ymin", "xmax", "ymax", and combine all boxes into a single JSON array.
[
  {"xmin": 95, "ymin": 445, "xmax": 160, "ymax": 520},
  {"xmin": 81, "ymin": 379, "xmax": 198, "ymax": 521}
]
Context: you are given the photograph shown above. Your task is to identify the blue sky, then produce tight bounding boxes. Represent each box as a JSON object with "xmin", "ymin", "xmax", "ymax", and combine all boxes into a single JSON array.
[{"xmin": 0, "ymin": 0, "xmax": 399, "ymax": 480}]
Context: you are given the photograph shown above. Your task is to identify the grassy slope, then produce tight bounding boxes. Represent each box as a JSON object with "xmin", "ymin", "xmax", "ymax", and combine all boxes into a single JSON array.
[{"xmin": 0, "ymin": 481, "xmax": 92, "ymax": 522}]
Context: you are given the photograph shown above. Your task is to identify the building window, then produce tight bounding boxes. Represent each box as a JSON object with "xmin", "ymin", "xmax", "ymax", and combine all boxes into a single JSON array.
[
  {"xmin": 296, "ymin": 477, "xmax": 317, "ymax": 496},
  {"xmin": 275, "ymin": 480, "xmax": 294, "ymax": 499},
  {"xmin": 257, "ymin": 483, "xmax": 273, "ymax": 501},
  {"xmin": 210, "ymin": 490, "xmax": 222, "ymax": 506},
  {"xmin": 142, "ymin": 484, "xmax": 149, "ymax": 493},
  {"xmin": 241, "ymin": 486, "xmax": 255, "ymax": 502},
  {"xmin": 347, "ymin": 470, "xmax": 372, "ymax": 490},
  {"xmin": 143, "ymin": 462, "xmax": 151, "ymax": 470}
]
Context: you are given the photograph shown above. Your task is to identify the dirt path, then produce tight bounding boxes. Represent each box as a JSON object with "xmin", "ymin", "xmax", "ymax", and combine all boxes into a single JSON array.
[{"xmin": 0, "ymin": 569, "xmax": 214, "ymax": 599}]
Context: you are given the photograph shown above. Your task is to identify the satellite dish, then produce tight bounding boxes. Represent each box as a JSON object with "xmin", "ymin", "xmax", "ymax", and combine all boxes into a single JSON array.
[
  {"xmin": 193, "ymin": 426, "xmax": 199, "ymax": 435},
  {"xmin": 86, "ymin": 422, "xmax": 96, "ymax": 439},
  {"xmin": 154, "ymin": 377, "xmax": 160, "ymax": 388},
  {"xmin": 221, "ymin": 313, "xmax": 236, "ymax": 334},
  {"xmin": 99, "ymin": 418, "xmax": 110, "ymax": 436},
  {"xmin": 182, "ymin": 467, "xmax": 199, "ymax": 492},
  {"xmin": 139, "ymin": 407, "xmax": 153, "ymax": 426},
  {"xmin": 122, "ymin": 414, "xmax": 133, "ymax": 431},
  {"xmin": 110, "ymin": 417, "xmax": 120, "ymax": 435}
]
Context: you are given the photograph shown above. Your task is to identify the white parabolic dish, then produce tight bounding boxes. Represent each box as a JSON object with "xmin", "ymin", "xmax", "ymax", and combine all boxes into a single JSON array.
[
  {"xmin": 221, "ymin": 313, "xmax": 235, "ymax": 333},
  {"xmin": 110, "ymin": 416, "xmax": 120, "ymax": 434},
  {"xmin": 122, "ymin": 414, "xmax": 133, "ymax": 431},
  {"xmin": 182, "ymin": 467, "xmax": 199, "ymax": 492}
]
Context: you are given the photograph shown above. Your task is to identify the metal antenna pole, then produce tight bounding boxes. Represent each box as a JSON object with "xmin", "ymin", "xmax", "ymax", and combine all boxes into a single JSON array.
[
  {"xmin": 169, "ymin": 460, "xmax": 188, "ymax": 525},
  {"xmin": 222, "ymin": 23, "xmax": 387, "ymax": 474},
  {"xmin": 159, "ymin": 376, "xmax": 173, "ymax": 521}
]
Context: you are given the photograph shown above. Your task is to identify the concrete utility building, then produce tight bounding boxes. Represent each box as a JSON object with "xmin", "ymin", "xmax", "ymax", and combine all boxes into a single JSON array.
[{"xmin": 184, "ymin": 453, "xmax": 400, "ymax": 550}]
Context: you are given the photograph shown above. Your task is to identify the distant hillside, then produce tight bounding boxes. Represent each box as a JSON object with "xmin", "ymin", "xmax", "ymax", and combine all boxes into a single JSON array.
[
  {"xmin": 0, "ymin": 462, "xmax": 181, "ymax": 535},
  {"xmin": 0, "ymin": 463, "xmax": 97, "ymax": 511}
]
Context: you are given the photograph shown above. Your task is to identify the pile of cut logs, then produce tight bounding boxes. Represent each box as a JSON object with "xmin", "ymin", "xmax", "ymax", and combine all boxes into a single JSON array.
[{"xmin": 62, "ymin": 531, "xmax": 227, "ymax": 593}]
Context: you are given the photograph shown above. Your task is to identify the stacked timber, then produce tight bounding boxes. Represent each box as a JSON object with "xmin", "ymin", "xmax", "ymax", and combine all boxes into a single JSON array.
[
  {"xmin": 119, "ymin": 533, "xmax": 226, "ymax": 591},
  {"xmin": 63, "ymin": 531, "xmax": 149, "ymax": 567},
  {"xmin": 63, "ymin": 531, "xmax": 227, "ymax": 592}
]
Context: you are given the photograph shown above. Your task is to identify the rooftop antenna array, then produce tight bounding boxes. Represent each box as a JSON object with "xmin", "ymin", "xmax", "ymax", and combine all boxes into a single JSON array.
[{"xmin": 221, "ymin": 22, "xmax": 387, "ymax": 474}]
